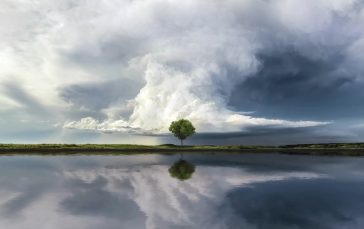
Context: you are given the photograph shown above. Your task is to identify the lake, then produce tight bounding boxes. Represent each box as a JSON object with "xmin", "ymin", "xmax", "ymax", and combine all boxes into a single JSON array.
[{"xmin": 0, "ymin": 153, "xmax": 363, "ymax": 229}]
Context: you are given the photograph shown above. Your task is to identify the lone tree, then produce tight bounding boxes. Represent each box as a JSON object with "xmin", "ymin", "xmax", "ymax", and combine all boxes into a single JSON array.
[
  {"xmin": 169, "ymin": 119, "xmax": 196, "ymax": 146},
  {"xmin": 168, "ymin": 159, "xmax": 195, "ymax": 181}
]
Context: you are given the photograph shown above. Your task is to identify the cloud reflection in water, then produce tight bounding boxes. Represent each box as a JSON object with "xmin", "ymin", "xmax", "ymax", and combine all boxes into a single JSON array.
[{"xmin": 0, "ymin": 155, "xmax": 363, "ymax": 229}]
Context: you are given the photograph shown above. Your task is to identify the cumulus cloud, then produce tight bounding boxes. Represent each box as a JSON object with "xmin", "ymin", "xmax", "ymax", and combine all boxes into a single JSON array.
[
  {"xmin": 1, "ymin": 0, "xmax": 364, "ymax": 139},
  {"xmin": 64, "ymin": 117, "xmax": 146, "ymax": 133}
]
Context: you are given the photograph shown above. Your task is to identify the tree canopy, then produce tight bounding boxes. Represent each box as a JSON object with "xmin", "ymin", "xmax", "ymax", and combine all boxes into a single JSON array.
[
  {"xmin": 169, "ymin": 119, "xmax": 196, "ymax": 145},
  {"xmin": 168, "ymin": 159, "xmax": 195, "ymax": 181}
]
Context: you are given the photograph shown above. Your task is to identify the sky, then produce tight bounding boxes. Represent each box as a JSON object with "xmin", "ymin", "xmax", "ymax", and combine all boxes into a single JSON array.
[{"xmin": 1, "ymin": 0, "xmax": 364, "ymax": 144}]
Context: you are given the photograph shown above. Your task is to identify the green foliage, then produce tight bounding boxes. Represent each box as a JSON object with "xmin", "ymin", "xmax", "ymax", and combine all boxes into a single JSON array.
[
  {"xmin": 169, "ymin": 119, "xmax": 196, "ymax": 145},
  {"xmin": 168, "ymin": 159, "xmax": 195, "ymax": 181}
]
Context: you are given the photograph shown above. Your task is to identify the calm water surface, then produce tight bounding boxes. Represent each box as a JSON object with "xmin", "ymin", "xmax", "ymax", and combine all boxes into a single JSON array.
[{"xmin": 0, "ymin": 153, "xmax": 363, "ymax": 229}]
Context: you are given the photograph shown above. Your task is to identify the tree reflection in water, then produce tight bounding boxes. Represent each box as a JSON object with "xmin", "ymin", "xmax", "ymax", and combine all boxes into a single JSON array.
[{"xmin": 168, "ymin": 157, "xmax": 195, "ymax": 181}]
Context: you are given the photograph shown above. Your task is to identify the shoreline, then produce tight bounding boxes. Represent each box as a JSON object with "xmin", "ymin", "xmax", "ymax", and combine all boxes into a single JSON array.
[{"xmin": 1, "ymin": 144, "xmax": 364, "ymax": 156}]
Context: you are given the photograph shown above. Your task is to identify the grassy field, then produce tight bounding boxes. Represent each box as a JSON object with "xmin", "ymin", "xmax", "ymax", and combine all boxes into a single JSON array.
[
  {"xmin": 0, "ymin": 144, "xmax": 266, "ymax": 152},
  {"xmin": 0, "ymin": 143, "xmax": 364, "ymax": 156}
]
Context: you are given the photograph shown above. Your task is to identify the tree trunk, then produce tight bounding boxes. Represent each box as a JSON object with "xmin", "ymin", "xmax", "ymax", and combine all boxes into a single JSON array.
[{"xmin": 180, "ymin": 139, "xmax": 183, "ymax": 146}]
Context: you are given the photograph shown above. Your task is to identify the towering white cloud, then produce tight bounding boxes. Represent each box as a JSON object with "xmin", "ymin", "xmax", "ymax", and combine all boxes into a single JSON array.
[{"xmin": 1, "ymin": 0, "xmax": 364, "ymax": 137}]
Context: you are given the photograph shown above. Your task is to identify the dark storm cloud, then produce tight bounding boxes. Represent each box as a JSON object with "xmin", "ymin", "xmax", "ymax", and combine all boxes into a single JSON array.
[
  {"xmin": 160, "ymin": 125, "xmax": 349, "ymax": 145},
  {"xmin": 229, "ymin": 50, "xmax": 364, "ymax": 121},
  {"xmin": 193, "ymin": 125, "xmax": 322, "ymax": 139},
  {"xmin": 224, "ymin": 178, "xmax": 364, "ymax": 229}
]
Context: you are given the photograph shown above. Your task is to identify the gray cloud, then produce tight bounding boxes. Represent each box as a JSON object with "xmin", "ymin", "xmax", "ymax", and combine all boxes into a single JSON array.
[
  {"xmin": 225, "ymin": 178, "xmax": 364, "ymax": 229},
  {"xmin": 1, "ymin": 0, "xmax": 364, "ymax": 143},
  {"xmin": 1, "ymin": 81, "xmax": 52, "ymax": 117},
  {"xmin": 229, "ymin": 50, "xmax": 364, "ymax": 121},
  {"xmin": 60, "ymin": 78, "xmax": 142, "ymax": 120}
]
